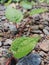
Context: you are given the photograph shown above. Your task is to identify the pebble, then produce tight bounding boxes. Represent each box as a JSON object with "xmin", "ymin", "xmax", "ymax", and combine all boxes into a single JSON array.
[
  {"xmin": 39, "ymin": 40, "xmax": 49, "ymax": 52},
  {"xmin": 39, "ymin": 25, "xmax": 44, "ymax": 29},
  {"xmin": 30, "ymin": 25, "xmax": 43, "ymax": 30},
  {"xmin": 16, "ymin": 53, "xmax": 41, "ymax": 65},
  {"xmin": 9, "ymin": 24, "xmax": 18, "ymax": 34},
  {"xmin": 10, "ymin": 3, "xmax": 16, "ymax": 8},
  {"xmin": 33, "ymin": 14, "xmax": 41, "ymax": 21},
  {"xmin": 0, "ymin": 57, "xmax": 7, "ymax": 65},
  {"xmin": 0, "ymin": 41, "xmax": 2, "ymax": 47},
  {"xmin": 0, "ymin": 16, "xmax": 2, "ymax": 19},
  {"xmin": 2, "ymin": 49, "xmax": 8, "ymax": 57},
  {"xmin": 45, "ymin": 27, "xmax": 49, "ymax": 31},
  {"xmin": 43, "ymin": 21, "xmax": 48, "ymax": 25},
  {"xmin": 4, "ymin": 23, "xmax": 10, "ymax": 32},
  {"xmin": 0, "ymin": 5, "xmax": 6, "ymax": 11},
  {"xmin": 0, "ymin": 33, "xmax": 4, "ymax": 37},
  {"xmin": 40, "ymin": 34, "xmax": 44, "ymax": 37},
  {"xmin": 43, "ymin": 29, "xmax": 49, "ymax": 35},
  {"xmin": 4, "ymin": 23, "xmax": 10, "ymax": 28},
  {"xmin": 31, "ymin": 30, "xmax": 42, "ymax": 34},
  {"xmin": 1, "ymin": 16, "xmax": 6, "ymax": 21},
  {"xmin": 31, "ymin": 25, "xmax": 39, "ymax": 30},
  {"xmin": 0, "ymin": 37, "xmax": 2, "ymax": 41},
  {"xmin": 0, "ymin": 48, "xmax": 9, "ymax": 57},
  {"xmin": 39, "ymin": 51, "xmax": 47, "ymax": 57},
  {"xmin": 0, "ymin": 11, "xmax": 5, "ymax": 16},
  {"xmin": 0, "ymin": 19, "xmax": 1, "ymax": 22},
  {"xmin": 4, "ymin": 39, "xmax": 12, "ymax": 45},
  {"xmin": 46, "ymin": 57, "xmax": 49, "ymax": 64},
  {"xmin": 0, "ymin": 24, "xmax": 3, "ymax": 30}
]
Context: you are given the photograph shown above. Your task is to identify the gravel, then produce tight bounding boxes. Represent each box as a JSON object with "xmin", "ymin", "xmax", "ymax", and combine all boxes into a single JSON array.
[
  {"xmin": 16, "ymin": 53, "xmax": 41, "ymax": 65},
  {"xmin": 0, "ymin": 3, "xmax": 49, "ymax": 65}
]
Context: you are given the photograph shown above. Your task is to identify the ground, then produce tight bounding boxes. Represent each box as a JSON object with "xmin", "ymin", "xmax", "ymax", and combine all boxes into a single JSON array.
[{"xmin": 0, "ymin": 3, "xmax": 49, "ymax": 65}]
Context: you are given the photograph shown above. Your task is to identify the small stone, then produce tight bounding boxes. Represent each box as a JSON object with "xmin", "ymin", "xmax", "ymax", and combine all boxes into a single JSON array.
[
  {"xmin": 4, "ymin": 23, "xmax": 10, "ymax": 32},
  {"xmin": 31, "ymin": 30, "xmax": 42, "ymax": 34},
  {"xmin": 9, "ymin": 25, "xmax": 17, "ymax": 31},
  {"xmin": 0, "ymin": 41, "xmax": 2, "ymax": 47},
  {"xmin": 46, "ymin": 56, "xmax": 49, "ymax": 64},
  {"xmin": 0, "ymin": 33, "xmax": 4, "ymax": 37},
  {"xmin": 16, "ymin": 53, "xmax": 41, "ymax": 65},
  {"xmin": 2, "ymin": 49, "xmax": 8, "ymax": 57},
  {"xmin": 39, "ymin": 51, "xmax": 47, "ymax": 57},
  {"xmin": 0, "ymin": 11, "xmax": 5, "ymax": 16},
  {"xmin": 40, "ymin": 34, "xmax": 44, "ymax": 37},
  {"xmin": 9, "ymin": 24, "xmax": 18, "ymax": 35},
  {"xmin": 0, "ymin": 16, "xmax": 2, "ymax": 19},
  {"xmin": 0, "ymin": 5, "xmax": 6, "ymax": 11},
  {"xmin": 4, "ymin": 23, "xmax": 10, "ymax": 28},
  {"xmin": 41, "ymin": 61, "xmax": 44, "ymax": 65},
  {"xmin": 43, "ymin": 29, "xmax": 49, "ymax": 35},
  {"xmin": 31, "ymin": 25, "xmax": 39, "ymax": 30},
  {"xmin": 0, "ymin": 26, "xmax": 3, "ymax": 30},
  {"xmin": 43, "ymin": 21, "xmax": 48, "ymax": 25},
  {"xmin": 26, "ymin": 25, "xmax": 30, "ymax": 28},
  {"xmin": 33, "ymin": 14, "xmax": 40, "ymax": 21},
  {"xmin": 39, "ymin": 25, "xmax": 44, "ymax": 29},
  {"xmin": 10, "ymin": 3, "xmax": 16, "ymax": 8},
  {"xmin": 0, "ymin": 19, "xmax": 1, "ymax": 22},
  {"xmin": 39, "ymin": 40, "xmax": 49, "ymax": 52},
  {"xmin": 24, "ymin": 28, "xmax": 28, "ymax": 32},
  {"xmin": 0, "ymin": 37, "xmax": 2, "ymax": 41},
  {"xmin": 23, "ymin": 9, "xmax": 27, "ymax": 13},
  {"xmin": 0, "ymin": 57, "xmax": 7, "ymax": 65},
  {"xmin": 45, "ymin": 26, "xmax": 49, "ymax": 31},
  {"xmin": 4, "ymin": 39, "xmax": 12, "ymax": 45},
  {"xmin": 1, "ymin": 16, "xmax": 6, "ymax": 21}
]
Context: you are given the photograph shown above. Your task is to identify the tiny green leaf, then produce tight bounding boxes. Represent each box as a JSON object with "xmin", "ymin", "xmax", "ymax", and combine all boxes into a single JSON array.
[
  {"xmin": 5, "ymin": 0, "xmax": 12, "ymax": 6},
  {"xmin": 10, "ymin": 36, "xmax": 41, "ymax": 59},
  {"xmin": 20, "ymin": 1, "xmax": 32, "ymax": 9},
  {"xmin": 30, "ymin": 8, "xmax": 47, "ymax": 16},
  {"xmin": 5, "ymin": 5, "xmax": 23, "ymax": 23},
  {"xmin": 46, "ymin": 0, "xmax": 49, "ymax": 3},
  {"xmin": 12, "ymin": 0, "xmax": 20, "ymax": 2}
]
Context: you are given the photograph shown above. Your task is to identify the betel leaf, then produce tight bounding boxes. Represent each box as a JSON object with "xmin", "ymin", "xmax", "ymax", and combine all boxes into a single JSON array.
[
  {"xmin": 10, "ymin": 36, "xmax": 41, "ymax": 59},
  {"xmin": 30, "ymin": 8, "xmax": 47, "ymax": 16},
  {"xmin": 5, "ymin": 5, "xmax": 23, "ymax": 23},
  {"xmin": 20, "ymin": 1, "xmax": 32, "ymax": 9}
]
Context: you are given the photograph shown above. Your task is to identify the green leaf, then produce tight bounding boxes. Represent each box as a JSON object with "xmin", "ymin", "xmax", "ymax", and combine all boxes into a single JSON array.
[
  {"xmin": 0, "ymin": 0, "xmax": 6, "ymax": 4},
  {"xmin": 0, "ymin": 0, "xmax": 12, "ymax": 5},
  {"xmin": 38, "ymin": 0, "xmax": 45, "ymax": 3},
  {"xmin": 30, "ymin": 8, "xmax": 47, "ymax": 16},
  {"xmin": 10, "ymin": 36, "xmax": 41, "ymax": 59},
  {"xmin": 46, "ymin": 0, "xmax": 49, "ymax": 3},
  {"xmin": 4, "ymin": 0, "xmax": 12, "ymax": 6},
  {"xmin": 39, "ymin": 0, "xmax": 45, "ymax": 2},
  {"xmin": 5, "ymin": 5, "xmax": 23, "ymax": 23},
  {"xmin": 20, "ymin": 1, "xmax": 32, "ymax": 9},
  {"xmin": 12, "ymin": 0, "xmax": 20, "ymax": 2},
  {"xmin": 31, "ymin": 1, "xmax": 37, "ymax": 5},
  {"xmin": 33, "ymin": 0, "xmax": 45, "ymax": 3}
]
